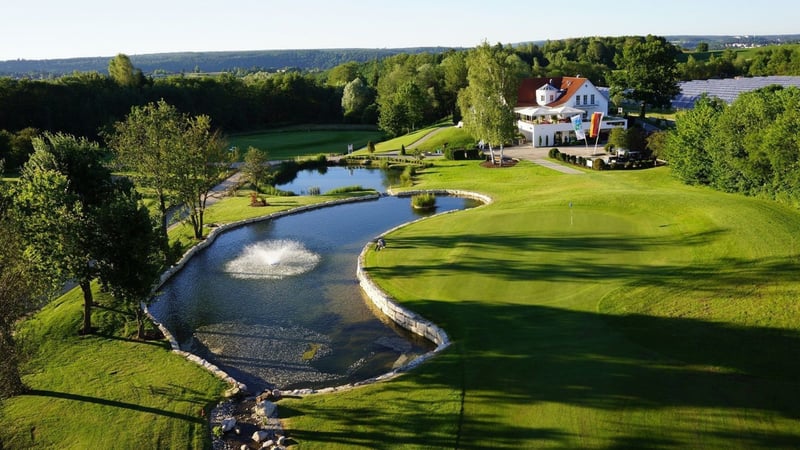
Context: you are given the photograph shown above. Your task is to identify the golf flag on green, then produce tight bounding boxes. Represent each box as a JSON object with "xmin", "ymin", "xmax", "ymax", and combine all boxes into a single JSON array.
[
  {"xmin": 571, "ymin": 115, "xmax": 585, "ymax": 140},
  {"xmin": 589, "ymin": 112, "xmax": 603, "ymax": 138}
]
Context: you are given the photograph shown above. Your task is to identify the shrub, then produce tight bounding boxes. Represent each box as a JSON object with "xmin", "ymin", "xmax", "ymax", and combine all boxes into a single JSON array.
[
  {"xmin": 548, "ymin": 148, "xmax": 560, "ymax": 159},
  {"xmin": 327, "ymin": 185, "xmax": 365, "ymax": 194},
  {"xmin": 261, "ymin": 185, "xmax": 295, "ymax": 197},
  {"xmin": 399, "ymin": 165, "xmax": 416, "ymax": 186},
  {"xmin": 411, "ymin": 192, "xmax": 436, "ymax": 209},
  {"xmin": 592, "ymin": 158, "xmax": 606, "ymax": 170},
  {"xmin": 400, "ymin": 144, "xmax": 406, "ymax": 156},
  {"xmin": 367, "ymin": 141, "xmax": 375, "ymax": 154}
]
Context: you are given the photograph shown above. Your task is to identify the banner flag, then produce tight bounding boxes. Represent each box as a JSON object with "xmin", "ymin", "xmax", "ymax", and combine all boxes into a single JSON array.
[
  {"xmin": 589, "ymin": 112, "xmax": 604, "ymax": 138},
  {"xmin": 570, "ymin": 115, "xmax": 585, "ymax": 140}
]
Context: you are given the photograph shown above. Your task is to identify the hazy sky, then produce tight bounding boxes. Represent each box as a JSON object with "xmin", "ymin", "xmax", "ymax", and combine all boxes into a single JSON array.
[{"xmin": 1, "ymin": 0, "xmax": 797, "ymax": 61}]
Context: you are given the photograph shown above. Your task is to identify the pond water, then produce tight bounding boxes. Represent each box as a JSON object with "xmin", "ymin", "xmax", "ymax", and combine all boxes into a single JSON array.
[
  {"xmin": 276, "ymin": 166, "xmax": 400, "ymax": 195},
  {"xmin": 150, "ymin": 171, "xmax": 478, "ymax": 392}
]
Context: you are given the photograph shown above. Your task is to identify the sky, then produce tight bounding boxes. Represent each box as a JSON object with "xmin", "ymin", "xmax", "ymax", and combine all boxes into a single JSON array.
[{"xmin": 1, "ymin": 0, "xmax": 798, "ymax": 61}]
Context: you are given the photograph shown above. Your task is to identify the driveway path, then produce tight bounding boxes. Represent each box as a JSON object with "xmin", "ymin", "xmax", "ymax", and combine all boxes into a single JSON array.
[{"xmin": 502, "ymin": 145, "xmax": 596, "ymax": 174}]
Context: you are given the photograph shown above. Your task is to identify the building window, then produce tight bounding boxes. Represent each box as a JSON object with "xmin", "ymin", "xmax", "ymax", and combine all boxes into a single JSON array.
[
  {"xmin": 549, "ymin": 95, "xmax": 554, "ymax": 102},
  {"xmin": 583, "ymin": 95, "xmax": 588, "ymax": 104},
  {"xmin": 591, "ymin": 94, "xmax": 595, "ymax": 105},
  {"xmin": 575, "ymin": 96, "xmax": 580, "ymax": 105},
  {"xmin": 540, "ymin": 94, "xmax": 545, "ymax": 102}
]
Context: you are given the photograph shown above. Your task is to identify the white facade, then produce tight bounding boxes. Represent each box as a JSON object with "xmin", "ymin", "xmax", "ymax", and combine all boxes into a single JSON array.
[{"xmin": 515, "ymin": 77, "xmax": 625, "ymax": 147}]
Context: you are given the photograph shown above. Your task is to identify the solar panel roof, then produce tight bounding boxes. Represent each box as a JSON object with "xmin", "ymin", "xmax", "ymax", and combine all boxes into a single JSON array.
[{"xmin": 671, "ymin": 76, "xmax": 800, "ymax": 109}]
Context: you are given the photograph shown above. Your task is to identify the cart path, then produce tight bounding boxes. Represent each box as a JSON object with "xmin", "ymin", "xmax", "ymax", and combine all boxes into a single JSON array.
[{"xmin": 407, "ymin": 126, "xmax": 450, "ymax": 150}]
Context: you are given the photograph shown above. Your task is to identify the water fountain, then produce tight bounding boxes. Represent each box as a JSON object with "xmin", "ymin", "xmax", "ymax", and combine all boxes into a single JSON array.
[{"xmin": 224, "ymin": 240, "xmax": 320, "ymax": 279}]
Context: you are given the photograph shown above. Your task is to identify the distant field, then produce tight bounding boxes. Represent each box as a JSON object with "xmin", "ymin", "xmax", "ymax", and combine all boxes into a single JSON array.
[{"xmin": 226, "ymin": 126, "xmax": 385, "ymax": 160}]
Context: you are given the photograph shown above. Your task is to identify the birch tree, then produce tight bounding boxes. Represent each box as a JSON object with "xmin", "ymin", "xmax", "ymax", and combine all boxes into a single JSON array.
[{"xmin": 458, "ymin": 42, "xmax": 520, "ymax": 165}]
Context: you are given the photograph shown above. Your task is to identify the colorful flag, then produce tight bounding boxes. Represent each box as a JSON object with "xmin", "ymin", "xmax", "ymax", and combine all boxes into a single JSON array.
[
  {"xmin": 589, "ymin": 112, "xmax": 604, "ymax": 138},
  {"xmin": 570, "ymin": 115, "xmax": 585, "ymax": 140}
]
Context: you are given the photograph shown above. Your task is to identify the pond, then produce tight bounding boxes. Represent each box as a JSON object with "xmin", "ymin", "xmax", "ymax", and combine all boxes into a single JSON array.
[
  {"xmin": 150, "ymin": 170, "xmax": 478, "ymax": 392},
  {"xmin": 276, "ymin": 166, "xmax": 400, "ymax": 195}
]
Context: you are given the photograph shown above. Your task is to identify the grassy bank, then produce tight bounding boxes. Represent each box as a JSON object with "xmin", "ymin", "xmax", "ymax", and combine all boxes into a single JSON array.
[
  {"xmin": 0, "ymin": 287, "xmax": 226, "ymax": 449},
  {"xmin": 280, "ymin": 161, "xmax": 800, "ymax": 448},
  {"xmin": 0, "ymin": 189, "xmax": 378, "ymax": 449}
]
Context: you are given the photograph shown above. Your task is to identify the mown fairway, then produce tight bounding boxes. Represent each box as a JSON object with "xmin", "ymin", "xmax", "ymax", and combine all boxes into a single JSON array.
[
  {"xmin": 280, "ymin": 161, "xmax": 800, "ymax": 448},
  {"xmin": 227, "ymin": 127, "xmax": 384, "ymax": 159}
]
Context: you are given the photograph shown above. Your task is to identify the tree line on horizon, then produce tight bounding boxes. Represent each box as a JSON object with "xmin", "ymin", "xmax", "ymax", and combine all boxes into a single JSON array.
[{"xmin": 0, "ymin": 38, "xmax": 798, "ymax": 138}]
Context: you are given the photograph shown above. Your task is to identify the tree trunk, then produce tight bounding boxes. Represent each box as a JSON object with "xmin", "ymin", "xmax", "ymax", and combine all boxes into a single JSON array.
[
  {"xmin": 136, "ymin": 308, "xmax": 145, "ymax": 340},
  {"xmin": 488, "ymin": 143, "xmax": 496, "ymax": 165},
  {"xmin": 157, "ymin": 193, "xmax": 170, "ymax": 260},
  {"xmin": 499, "ymin": 143, "xmax": 505, "ymax": 167},
  {"xmin": 79, "ymin": 279, "xmax": 94, "ymax": 335},
  {"xmin": 639, "ymin": 101, "xmax": 646, "ymax": 119}
]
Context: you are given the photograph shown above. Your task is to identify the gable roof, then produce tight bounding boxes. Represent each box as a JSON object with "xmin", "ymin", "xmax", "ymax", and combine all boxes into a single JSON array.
[{"xmin": 517, "ymin": 76, "xmax": 588, "ymax": 107}]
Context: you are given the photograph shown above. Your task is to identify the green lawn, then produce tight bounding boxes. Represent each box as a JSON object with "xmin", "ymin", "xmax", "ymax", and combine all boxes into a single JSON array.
[
  {"xmin": 280, "ymin": 162, "xmax": 800, "ymax": 449},
  {"xmin": 226, "ymin": 126, "xmax": 385, "ymax": 160},
  {"xmin": 0, "ymin": 288, "xmax": 227, "ymax": 449},
  {"xmin": 412, "ymin": 126, "xmax": 475, "ymax": 152},
  {"xmin": 4, "ymin": 155, "xmax": 800, "ymax": 449}
]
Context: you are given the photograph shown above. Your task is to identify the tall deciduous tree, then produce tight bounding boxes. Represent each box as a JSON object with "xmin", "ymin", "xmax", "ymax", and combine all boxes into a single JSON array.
[
  {"xmin": 15, "ymin": 133, "xmax": 113, "ymax": 335},
  {"xmin": 440, "ymin": 52, "xmax": 468, "ymax": 121},
  {"xmin": 0, "ymin": 182, "xmax": 55, "ymax": 398},
  {"xmin": 610, "ymin": 35, "xmax": 680, "ymax": 118},
  {"xmin": 107, "ymin": 99, "xmax": 183, "ymax": 247},
  {"xmin": 242, "ymin": 146, "xmax": 270, "ymax": 193},
  {"xmin": 341, "ymin": 78, "xmax": 373, "ymax": 122},
  {"xmin": 15, "ymin": 133, "xmax": 164, "ymax": 338},
  {"xmin": 171, "ymin": 114, "xmax": 230, "ymax": 240},
  {"xmin": 93, "ymin": 178, "xmax": 162, "ymax": 339},
  {"xmin": 458, "ymin": 42, "xmax": 520, "ymax": 165},
  {"xmin": 664, "ymin": 94, "xmax": 726, "ymax": 185},
  {"xmin": 108, "ymin": 100, "xmax": 231, "ymax": 244},
  {"xmin": 108, "ymin": 53, "xmax": 144, "ymax": 88}
]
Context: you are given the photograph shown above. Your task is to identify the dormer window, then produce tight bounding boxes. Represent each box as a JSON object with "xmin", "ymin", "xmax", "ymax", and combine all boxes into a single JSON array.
[{"xmin": 536, "ymin": 83, "xmax": 560, "ymax": 106}]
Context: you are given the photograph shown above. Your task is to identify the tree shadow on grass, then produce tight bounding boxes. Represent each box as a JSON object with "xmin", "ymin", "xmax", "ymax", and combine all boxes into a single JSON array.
[
  {"xmin": 370, "ymin": 229, "xmax": 798, "ymax": 296},
  {"xmin": 24, "ymin": 389, "xmax": 204, "ymax": 423},
  {"xmin": 279, "ymin": 401, "xmax": 575, "ymax": 449},
  {"xmin": 414, "ymin": 301, "xmax": 800, "ymax": 448},
  {"xmin": 281, "ymin": 299, "xmax": 800, "ymax": 448}
]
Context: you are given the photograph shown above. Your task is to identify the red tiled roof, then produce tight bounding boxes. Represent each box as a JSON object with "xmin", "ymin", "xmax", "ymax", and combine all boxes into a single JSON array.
[{"xmin": 517, "ymin": 76, "xmax": 587, "ymax": 107}]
